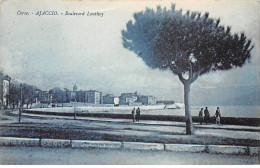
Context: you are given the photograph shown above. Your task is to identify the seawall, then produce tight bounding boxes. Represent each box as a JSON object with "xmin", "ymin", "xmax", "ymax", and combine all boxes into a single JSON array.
[{"xmin": 23, "ymin": 110, "xmax": 260, "ymax": 126}]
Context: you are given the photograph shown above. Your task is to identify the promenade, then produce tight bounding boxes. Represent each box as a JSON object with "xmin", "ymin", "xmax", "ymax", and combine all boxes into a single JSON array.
[{"xmin": 0, "ymin": 109, "xmax": 259, "ymax": 156}]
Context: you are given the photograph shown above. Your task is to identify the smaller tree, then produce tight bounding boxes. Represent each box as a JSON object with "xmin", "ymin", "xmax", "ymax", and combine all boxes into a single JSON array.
[
  {"xmin": 51, "ymin": 88, "xmax": 66, "ymax": 103},
  {"xmin": 8, "ymin": 83, "xmax": 19, "ymax": 109},
  {"xmin": 19, "ymin": 84, "xmax": 38, "ymax": 108}
]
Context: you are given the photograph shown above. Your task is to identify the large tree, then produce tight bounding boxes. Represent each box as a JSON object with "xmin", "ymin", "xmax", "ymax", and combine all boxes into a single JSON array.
[{"xmin": 122, "ymin": 4, "xmax": 254, "ymax": 134}]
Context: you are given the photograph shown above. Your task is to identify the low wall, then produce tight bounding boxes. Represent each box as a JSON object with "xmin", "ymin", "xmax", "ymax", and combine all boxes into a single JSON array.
[
  {"xmin": 0, "ymin": 137, "xmax": 258, "ymax": 155},
  {"xmin": 23, "ymin": 110, "xmax": 260, "ymax": 126}
]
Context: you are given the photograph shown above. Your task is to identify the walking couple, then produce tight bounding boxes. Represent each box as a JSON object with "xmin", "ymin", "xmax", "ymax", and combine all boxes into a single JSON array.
[{"xmin": 131, "ymin": 107, "xmax": 141, "ymax": 122}]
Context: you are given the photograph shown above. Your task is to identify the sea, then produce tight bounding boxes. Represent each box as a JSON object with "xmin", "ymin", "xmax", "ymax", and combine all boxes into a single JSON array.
[
  {"xmin": 37, "ymin": 103, "xmax": 260, "ymax": 118},
  {"xmin": 139, "ymin": 105, "xmax": 260, "ymax": 118}
]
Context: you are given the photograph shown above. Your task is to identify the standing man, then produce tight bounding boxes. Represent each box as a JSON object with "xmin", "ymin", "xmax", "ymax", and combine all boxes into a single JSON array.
[
  {"xmin": 204, "ymin": 107, "xmax": 210, "ymax": 124},
  {"xmin": 131, "ymin": 107, "xmax": 136, "ymax": 122},
  {"xmin": 215, "ymin": 107, "xmax": 221, "ymax": 124},
  {"xmin": 136, "ymin": 107, "xmax": 141, "ymax": 122},
  {"xmin": 198, "ymin": 108, "xmax": 203, "ymax": 125}
]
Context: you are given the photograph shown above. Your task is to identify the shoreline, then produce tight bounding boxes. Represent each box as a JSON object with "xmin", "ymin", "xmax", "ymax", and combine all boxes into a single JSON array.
[
  {"xmin": 22, "ymin": 109, "xmax": 260, "ymax": 126},
  {"xmin": 23, "ymin": 104, "xmax": 260, "ymax": 118}
]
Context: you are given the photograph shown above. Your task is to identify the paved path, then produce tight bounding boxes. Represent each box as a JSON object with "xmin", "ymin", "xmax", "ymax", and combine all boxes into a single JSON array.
[
  {"xmin": 18, "ymin": 110, "xmax": 260, "ymax": 131},
  {"xmin": 0, "ymin": 146, "xmax": 258, "ymax": 164},
  {"xmin": 0, "ymin": 110, "xmax": 258, "ymax": 147},
  {"xmin": 12, "ymin": 110, "xmax": 260, "ymax": 140}
]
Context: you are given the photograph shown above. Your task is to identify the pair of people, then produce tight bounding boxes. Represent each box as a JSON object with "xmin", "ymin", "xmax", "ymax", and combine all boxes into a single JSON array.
[
  {"xmin": 131, "ymin": 107, "xmax": 141, "ymax": 122},
  {"xmin": 198, "ymin": 107, "xmax": 221, "ymax": 124},
  {"xmin": 198, "ymin": 107, "xmax": 210, "ymax": 124}
]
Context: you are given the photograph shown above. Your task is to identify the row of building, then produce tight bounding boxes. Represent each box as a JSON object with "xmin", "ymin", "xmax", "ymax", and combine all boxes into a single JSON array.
[
  {"xmin": 1, "ymin": 72, "xmax": 171, "ymax": 109},
  {"xmin": 38, "ymin": 83, "xmax": 157, "ymax": 106}
]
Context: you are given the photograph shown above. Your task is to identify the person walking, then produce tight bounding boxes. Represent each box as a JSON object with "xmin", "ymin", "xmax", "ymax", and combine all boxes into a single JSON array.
[
  {"xmin": 131, "ymin": 107, "xmax": 136, "ymax": 122},
  {"xmin": 215, "ymin": 107, "xmax": 221, "ymax": 124},
  {"xmin": 136, "ymin": 107, "xmax": 141, "ymax": 122},
  {"xmin": 199, "ymin": 108, "xmax": 204, "ymax": 125},
  {"xmin": 204, "ymin": 107, "xmax": 210, "ymax": 124}
]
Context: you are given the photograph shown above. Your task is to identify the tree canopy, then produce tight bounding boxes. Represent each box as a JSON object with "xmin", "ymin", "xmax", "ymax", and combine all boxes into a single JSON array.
[
  {"xmin": 122, "ymin": 4, "xmax": 254, "ymax": 84},
  {"xmin": 8, "ymin": 82, "xmax": 38, "ymax": 108}
]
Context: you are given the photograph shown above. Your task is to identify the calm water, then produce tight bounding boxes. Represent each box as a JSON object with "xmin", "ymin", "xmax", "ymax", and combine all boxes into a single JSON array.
[
  {"xmin": 146, "ymin": 105, "xmax": 260, "ymax": 118},
  {"xmin": 101, "ymin": 105, "xmax": 260, "ymax": 118},
  {"xmin": 37, "ymin": 104, "xmax": 260, "ymax": 118}
]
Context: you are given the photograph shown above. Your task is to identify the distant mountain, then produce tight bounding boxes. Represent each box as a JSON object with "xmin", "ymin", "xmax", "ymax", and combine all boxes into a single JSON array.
[{"xmin": 190, "ymin": 85, "xmax": 259, "ymax": 106}]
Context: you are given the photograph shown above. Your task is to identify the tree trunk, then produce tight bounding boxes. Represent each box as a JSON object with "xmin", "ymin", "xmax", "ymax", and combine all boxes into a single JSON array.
[{"xmin": 183, "ymin": 82, "xmax": 194, "ymax": 135}]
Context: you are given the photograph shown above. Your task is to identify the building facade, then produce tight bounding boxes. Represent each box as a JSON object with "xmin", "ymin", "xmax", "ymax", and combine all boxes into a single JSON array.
[
  {"xmin": 36, "ymin": 90, "xmax": 51, "ymax": 103},
  {"xmin": 119, "ymin": 92, "xmax": 137, "ymax": 105},
  {"xmin": 119, "ymin": 92, "xmax": 139, "ymax": 105},
  {"xmin": 71, "ymin": 84, "xmax": 87, "ymax": 102},
  {"xmin": 102, "ymin": 94, "xmax": 119, "ymax": 105},
  {"xmin": 75, "ymin": 91, "xmax": 86, "ymax": 102},
  {"xmin": 119, "ymin": 92, "xmax": 157, "ymax": 105},
  {"xmin": 139, "ymin": 95, "xmax": 157, "ymax": 105},
  {"xmin": 86, "ymin": 90, "xmax": 102, "ymax": 104},
  {"xmin": 0, "ymin": 72, "xmax": 11, "ymax": 109}
]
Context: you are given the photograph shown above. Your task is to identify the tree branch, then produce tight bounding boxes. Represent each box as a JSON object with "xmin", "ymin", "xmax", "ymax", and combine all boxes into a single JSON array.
[
  {"xmin": 190, "ymin": 72, "xmax": 199, "ymax": 83},
  {"xmin": 178, "ymin": 73, "xmax": 186, "ymax": 84},
  {"xmin": 189, "ymin": 63, "xmax": 193, "ymax": 78},
  {"xmin": 189, "ymin": 68, "xmax": 203, "ymax": 83}
]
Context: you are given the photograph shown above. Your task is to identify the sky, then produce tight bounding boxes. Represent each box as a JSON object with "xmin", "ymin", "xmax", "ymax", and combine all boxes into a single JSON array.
[{"xmin": 0, "ymin": 0, "xmax": 259, "ymax": 102}]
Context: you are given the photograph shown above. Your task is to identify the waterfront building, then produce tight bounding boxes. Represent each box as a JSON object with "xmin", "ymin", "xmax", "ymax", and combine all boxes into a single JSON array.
[
  {"xmin": 75, "ymin": 91, "xmax": 86, "ymax": 102},
  {"xmin": 36, "ymin": 89, "xmax": 50, "ymax": 103},
  {"xmin": 119, "ymin": 92, "xmax": 138, "ymax": 105},
  {"xmin": 86, "ymin": 90, "xmax": 102, "ymax": 104},
  {"xmin": 119, "ymin": 91, "xmax": 157, "ymax": 105},
  {"xmin": 156, "ymin": 100, "xmax": 175, "ymax": 105},
  {"xmin": 139, "ymin": 95, "xmax": 157, "ymax": 105},
  {"xmin": 103, "ymin": 94, "xmax": 119, "ymax": 105},
  {"xmin": 0, "ymin": 72, "xmax": 11, "ymax": 109}
]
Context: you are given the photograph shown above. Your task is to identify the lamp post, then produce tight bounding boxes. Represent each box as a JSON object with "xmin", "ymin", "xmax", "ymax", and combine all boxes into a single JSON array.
[
  {"xmin": 18, "ymin": 83, "xmax": 23, "ymax": 123},
  {"xmin": 74, "ymin": 100, "xmax": 77, "ymax": 120}
]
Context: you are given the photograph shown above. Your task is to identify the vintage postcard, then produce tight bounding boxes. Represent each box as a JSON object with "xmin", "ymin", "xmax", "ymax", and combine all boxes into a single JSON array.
[{"xmin": 0, "ymin": 0, "xmax": 259, "ymax": 165}]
